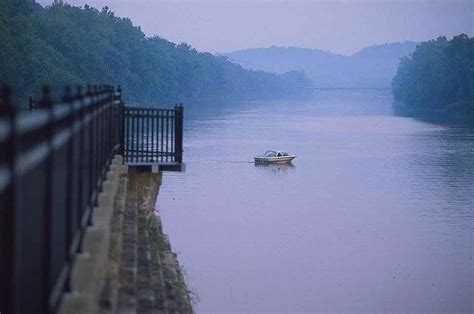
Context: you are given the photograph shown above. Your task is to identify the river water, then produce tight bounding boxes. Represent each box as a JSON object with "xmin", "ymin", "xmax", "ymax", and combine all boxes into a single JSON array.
[{"xmin": 156, "ymin": 90, "xmax": 474, "ymax": 313}]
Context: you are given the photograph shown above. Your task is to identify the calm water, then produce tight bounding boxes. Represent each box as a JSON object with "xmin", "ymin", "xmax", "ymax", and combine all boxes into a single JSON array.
[{"xmin": 156, "ymin": 90, "xmax": 474, "ymax": 313}]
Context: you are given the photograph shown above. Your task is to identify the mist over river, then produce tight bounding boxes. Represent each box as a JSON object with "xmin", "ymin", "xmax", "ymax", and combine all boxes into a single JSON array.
[{"xmin": 156, "ymin": 90, "xmax": 474, "ymax": 313}]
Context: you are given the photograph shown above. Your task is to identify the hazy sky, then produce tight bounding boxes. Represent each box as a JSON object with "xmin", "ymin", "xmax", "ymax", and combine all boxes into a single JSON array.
[{"xmin": 37, "ymin": 0, "xmax": 473, "ymax": 55}]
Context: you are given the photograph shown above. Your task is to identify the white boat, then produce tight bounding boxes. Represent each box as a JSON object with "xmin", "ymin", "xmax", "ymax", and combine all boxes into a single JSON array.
[{"xmin": 254, "ymin": 150, "xmax": 296, "ymax": 163}]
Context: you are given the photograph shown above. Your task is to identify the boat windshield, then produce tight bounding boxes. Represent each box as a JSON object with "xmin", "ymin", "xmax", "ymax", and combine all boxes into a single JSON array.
[{"xmin": 264, "ymin": 151, "xmax": 277, "ymax": 157}]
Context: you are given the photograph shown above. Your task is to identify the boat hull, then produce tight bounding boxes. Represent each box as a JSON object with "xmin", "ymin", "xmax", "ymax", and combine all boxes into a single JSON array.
[{"xmin": 254, "ymin": 155, "xmax": 296, "ymax": 163}]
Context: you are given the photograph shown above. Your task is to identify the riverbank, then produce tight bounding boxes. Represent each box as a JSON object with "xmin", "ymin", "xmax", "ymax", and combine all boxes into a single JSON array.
[
  {"xmin": 114, "ymin": 170, "xmax": 193, "ymax": 313},
  {"xmin": 58, "ymin": 163, "xmax": 192, "ymax": 314},
  {"xmin": 392, "ymin": 101, "xmax": 474, "ymax": 125}
]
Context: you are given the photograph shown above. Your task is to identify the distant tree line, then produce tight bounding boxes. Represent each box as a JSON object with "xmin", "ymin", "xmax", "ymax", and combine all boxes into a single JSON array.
[
  {"xmin": 0, "ymin": 0, "xmax": 311, "ymax": 105},
  {"xmin": 392, "ymin": 34, "xmax": 474, "ymax": 119}
]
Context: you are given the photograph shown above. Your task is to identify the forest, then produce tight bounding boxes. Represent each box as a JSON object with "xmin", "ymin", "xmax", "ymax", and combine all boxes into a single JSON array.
[
  {"xmin": 392, "ymin": 34, "xmax": 474, "ymax": 119},
  {"xmin": 0, "ymin": 0, "xmax": 311, "ymax": 105}
]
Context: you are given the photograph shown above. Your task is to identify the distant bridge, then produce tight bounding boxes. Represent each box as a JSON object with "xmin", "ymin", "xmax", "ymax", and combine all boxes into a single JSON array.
[{"xmin": 306, "ymin": 87, "xmax": 391, "ymax": 91}]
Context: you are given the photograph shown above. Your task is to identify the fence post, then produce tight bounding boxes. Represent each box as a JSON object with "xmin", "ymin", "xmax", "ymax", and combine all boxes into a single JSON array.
[
  {"xmin": 62, "ymin": 86, "xmax": 73, "ymax": 292},
  {"xmin": 75, "ymin": 85, "xmax": 85, "ymax": 253},
  {"xmin": 117, "ymin": 86, "xmax": 125, "ymax": 157},
  {"xmin": 40, "ymin": 85, "xmax": 54, "ymax": 312},
  {"xmin": 0, "ymin": 85, "xmax": 16, "ymax": 314},
  {"xmin": 174, "ymin": 104, "xmax": 183, "ymax": 163}
]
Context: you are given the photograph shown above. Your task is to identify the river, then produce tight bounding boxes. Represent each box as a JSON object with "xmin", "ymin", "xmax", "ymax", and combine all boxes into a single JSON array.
[{"xmin": 156, "ymin": 90, "xmax": 474, "ymax": 313}]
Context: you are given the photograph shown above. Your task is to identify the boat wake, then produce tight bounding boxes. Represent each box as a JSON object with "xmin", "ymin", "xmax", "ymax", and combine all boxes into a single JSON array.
[{"xmin": 216, "ymin": 160, "xmax": 255, "ymax": 164}]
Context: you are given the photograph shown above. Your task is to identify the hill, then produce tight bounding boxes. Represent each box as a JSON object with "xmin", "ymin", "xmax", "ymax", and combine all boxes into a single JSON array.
[
  {"xmin": 220, "ymin": 42, "xmax": 418, "ymax": 88},
  {"xmin": 0, "ymin": 0, "xmax": 311, "ymax": 104}
]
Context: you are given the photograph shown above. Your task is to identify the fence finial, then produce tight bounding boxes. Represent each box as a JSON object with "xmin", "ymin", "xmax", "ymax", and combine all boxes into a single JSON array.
[
  {"xmin": 39, "ymin": 85, "xmax": 52, "ymax": 109},
  {"xmin": 75, "ymin": 85, "xmax": 82, "ymax": 99},
  {"xmin": 62, "ymin": 85, "xmax": 72, "ymax": 102},
  {"xmin": 0, "ymin": 85, "xmax": 14, "ymax": 115}
]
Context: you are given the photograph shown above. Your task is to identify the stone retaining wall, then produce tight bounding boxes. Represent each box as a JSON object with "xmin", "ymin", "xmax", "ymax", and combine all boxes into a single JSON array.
[{"xmin": 58, "ymin": 157, "xmax": 192, "ymax": 314}]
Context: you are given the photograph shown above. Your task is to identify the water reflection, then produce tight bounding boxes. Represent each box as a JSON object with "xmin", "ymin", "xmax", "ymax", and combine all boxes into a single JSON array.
[
  {"xmin": 392, "ymin": 100, "xmax": 474, "ymax": 126},
  {"xmin": 254, "ymin": 162, "xmax": 296, "ymax": 174}
]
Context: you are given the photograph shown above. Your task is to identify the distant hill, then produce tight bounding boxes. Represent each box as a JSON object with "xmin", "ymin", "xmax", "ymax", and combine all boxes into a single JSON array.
[
  {"xmin": 220, "ymin": 42, "xmax": 418, "ymax": 88},
  {"xmin": 0, "ymin": 0, "xmax": 311, "ymax": 104}
]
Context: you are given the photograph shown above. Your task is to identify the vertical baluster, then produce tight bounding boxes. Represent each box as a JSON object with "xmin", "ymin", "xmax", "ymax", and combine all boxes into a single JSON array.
[
  {"xmin": 137, "ymin": 109, "xmax": 140, "ymax": 163},
  {"xmin": 171, "ymin": 107, "xmax": 174, "ymax": 161},
  {"xmin": 76, "ymin": 85, "xmax": 84, "ymax": 251},
  {"xmin": 146, "ymin": 109, "xmax": 148, "ymax": 162},
  {"xmin": 109, "ymin": 87, "xmax": 113, "ymax": 155},
  {"xmin": 123, "ymin": 106, "xmax": 126, "ymax": 162},
  {"xmin": 152, "ymin": 109, "xmax": 156, "ymax": 162},
  {"xmin": 97, "ymin": 86, "xmax": 102, "ymax": 181},
  {"xmin": 125, "ymin": 108, "xmax": 128, "ymax": 163},
  {"xmin": 131, "ymin": 109, "xmax": 134, "ymax": 164},
  {"xmin": 109, "ymin": 89, "xmax": 113, "ymax": 159},
  {"xmin": 117, "ymin": 86, "xmax": 124, "ymax": 159},
  {"xmin": 100, "ymin": 87, "xmax": 105, "ymax": 180},
  {"xmin": 165, "ymin": 110, "xmax": 167, "ymax": 163},
  {"xmin": 156, "ymin": 110, "xmax": 158, "ymax": 162},
  {"xmin": 130, "ymin": 109, "xmax": 134, "ymax": 164},
  {"xmin": 0, "ymin": 85, "xmax": 16, "ymax": 314},
  {"xmin": 62, "ymin": 86, "xmax": 73, "ymax": 293},
  {"xmin": 96, "ymin": 85, "xmax": 101, "ymax": 190},
  {"xmin": 95, "ymin": 86, "xmax": 100, "ymax": 186},
  {"xmin": 128, "ymin": 109, "xmax": 131, "ymax": 163},
  {"xmin": 98, "ymin": 86, "xmax": 103, "ymax": 187},
  {"xmin": 40, "ymin": 85, "xmax": 53, "ymax": 312},
  {"xmin": 173, "ymin": 107, "xmax": 176, "ymax": 160},
  {"xmin": 179, "ymin": 104, "xmax": 183, "ymax": 163},
  {"xmin": 135, "ymin": 109, "xmax": 141, "ymax": 162},
  {"xmin": 160, "ymin": 109, "xmax": 164, "ymax": 163},
  {"xmin": 135, "ymin": 109, "xmax": 138, "ymax": 164},
  {"xmin": 149, "ymin": 110, "xmax": 152, "ymax": 162},
  {"xmin": 174, "ymin": 104, "xmax": 183, "ymax": 163},
  {"xmin": 166, "ymin": 110, "xmax": 169, "ymax": 162},
  {"xmin": 141, "ymin": 108, "xmax": 145, "ymax": 163},
  {"xmin": 132, "ymin": 109, "xmax": 135, "ymax": 164},
  {"xmin": 144, "ymin": 109, "xmax": 147, "ymax": 162},
  {"xmin": 146, "ymin": 110, "xmax": 150, "ymax": 162},
  {"xmin": 87, "ymin": 85, "xmax": 95, "ymax": 218}
]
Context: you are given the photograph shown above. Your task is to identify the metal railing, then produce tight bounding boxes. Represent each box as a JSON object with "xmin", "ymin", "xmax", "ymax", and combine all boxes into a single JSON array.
[
  {"xmin": 0, "ymin": 85, "xmax": 123, "ymax": 314},
  {"xmin": 123, "ymin": 105, "xmax": 183, "ymax": 165}
]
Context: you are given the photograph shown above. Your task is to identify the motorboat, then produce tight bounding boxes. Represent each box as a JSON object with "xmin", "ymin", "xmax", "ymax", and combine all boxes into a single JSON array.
[{"xmin": 254, "ymin": 150, "xmax": 296, "ymax": 163}]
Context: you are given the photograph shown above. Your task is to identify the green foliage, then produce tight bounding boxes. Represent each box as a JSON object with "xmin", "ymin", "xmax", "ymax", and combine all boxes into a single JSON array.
[
  {"xmin": 0, "ymin": 0, "xmax": 78, "ymax": 101},
  {"xmin": 0, "ymin": 0, "xmax": 311, "ymax": 104},
  {"xmin": 392, "ymin": 34, "xmax": 474, "ymax": 117}
]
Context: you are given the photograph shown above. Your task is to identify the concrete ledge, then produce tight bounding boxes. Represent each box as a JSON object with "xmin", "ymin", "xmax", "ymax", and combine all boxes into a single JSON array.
[{"xmin": 58, "ymin": 155, "xmax": 127, "ymax": 314}]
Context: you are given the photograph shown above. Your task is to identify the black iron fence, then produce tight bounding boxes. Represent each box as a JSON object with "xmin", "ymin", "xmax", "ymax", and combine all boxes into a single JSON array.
[
  {"xmin": 0, "ymin": 84, "xmax": 184, "ymax": 314},
  {"xmin": 0, "ymin": 85, "xmax": 122, "ymax": 314},
  {"xmin": 123, "ymin": 105, "xmax": 183, "ymax": 165}
]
